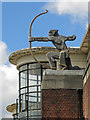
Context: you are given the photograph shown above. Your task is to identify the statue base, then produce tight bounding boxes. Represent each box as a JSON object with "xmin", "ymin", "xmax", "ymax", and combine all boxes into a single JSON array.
[
  {"xmin": 41, "ymin": 69, "xmax": 84, "ymax": 119},
  {"xmin": 41, "ymin": 69, "xmax": 84, "ymax": 89}
]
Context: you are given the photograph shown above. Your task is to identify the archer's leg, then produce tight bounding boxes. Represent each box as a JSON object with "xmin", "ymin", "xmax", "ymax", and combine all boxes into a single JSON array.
[
  {"xmin": 59, "ymin": 50, "xmax": 67, "ymax": 70},
  {"xmin": 59, "ymin": 50, "xmax": 72, "ymax": 70},
  {"xmin": 46, "ymin": 52, "xmax": 59, "ymax": 69}
]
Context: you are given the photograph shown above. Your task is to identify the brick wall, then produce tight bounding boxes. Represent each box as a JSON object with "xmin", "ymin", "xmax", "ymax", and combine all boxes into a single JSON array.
[
  {"xmin": 41, "ymin": 89, "xmax": 83, "ymax": 120},
  {"xmin": 83, "ymin": 76, "xmax": 90, "ymax": 120}
]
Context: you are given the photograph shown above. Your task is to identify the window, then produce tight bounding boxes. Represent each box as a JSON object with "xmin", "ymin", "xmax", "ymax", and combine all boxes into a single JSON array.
[{"xmin": 18, "ymin": 62, "xmax": 47, "ymax": 119}]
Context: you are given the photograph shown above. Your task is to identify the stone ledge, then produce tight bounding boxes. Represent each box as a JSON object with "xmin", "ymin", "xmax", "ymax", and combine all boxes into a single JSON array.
[
  {"xmin": 42, "ymin": 69, "xmax": 85, "ymax": 89},
  {"xmin": 43, "ymin": 69, "xmax": 85, "ymax": 76},
  {"xmin": 9, "ymin": 47, "xmax": 84, "ymax": 65}
]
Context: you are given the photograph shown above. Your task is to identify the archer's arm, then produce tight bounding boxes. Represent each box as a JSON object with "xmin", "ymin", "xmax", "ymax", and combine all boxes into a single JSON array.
[
  {"xmin": 65, "ymin": 35, "xmax": 76, "ymax": 41},
  {"xmin": 29, "ymin": 37, "xmax": 52, "ymax": 42}
]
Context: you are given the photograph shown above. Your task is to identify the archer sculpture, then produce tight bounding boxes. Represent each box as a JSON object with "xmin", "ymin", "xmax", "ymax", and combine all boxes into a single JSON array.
[
  {"xmin": 46, "ymin": 30, "xmax": 76, "ymax": 70},
  {"xmin": 29, "ymin": 10, "xmax": 82, "ymax": 70},
  {"xmin": 29, "ymin": 30, "xmax": 76, "ymax": 70}
]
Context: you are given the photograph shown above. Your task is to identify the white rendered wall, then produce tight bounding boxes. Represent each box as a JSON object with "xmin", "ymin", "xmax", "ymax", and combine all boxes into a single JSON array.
[{"xmin": 16, "ymin": 52, "xmax": 87, "ymax": 69}]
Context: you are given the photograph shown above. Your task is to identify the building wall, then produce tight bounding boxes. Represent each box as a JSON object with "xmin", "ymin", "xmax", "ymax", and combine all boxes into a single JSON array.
[
  {"xmin": 83, "ymin": 76, "xmax": 90, "ymax": 119},
  {"xmin": 70, "ymin": 53, "xmax": 87, "ymax": 68},
  {"xmin": 83, "ymin": 51, "xmax": 90, "ymax": 120},
  {"xmin": 16, "ymin": 53, "xmax": 87, "ymax": 69},
  {"xmin": 41, "ymin": 70, "xmax": 84, "ymax": 120},
  {"xmin": 82, "ymin": 25, "xmax": 90, "ymax": 119},
  {"xmin": 41, "ymin": 89, "xmax": 83, "ymax": 120},
  {"xmin": 8, "ymin": 47, "xmax": 88, "ymax": 119}
]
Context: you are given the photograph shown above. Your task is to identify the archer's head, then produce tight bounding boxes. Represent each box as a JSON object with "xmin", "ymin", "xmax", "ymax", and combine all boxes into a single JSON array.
[{"xmin": 49, "ymin": 30, "xmax": 59, "ymax": 36}]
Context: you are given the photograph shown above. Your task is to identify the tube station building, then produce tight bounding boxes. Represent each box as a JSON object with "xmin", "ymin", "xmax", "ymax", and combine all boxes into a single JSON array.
[{"xmin": 6, "ymin": 26, "xmax": 90, "ymax": 120}]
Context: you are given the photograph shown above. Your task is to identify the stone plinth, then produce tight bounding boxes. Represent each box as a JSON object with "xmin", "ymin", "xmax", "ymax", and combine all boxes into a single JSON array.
[
  {"xmin": 41, "ymin": 69, "xmax": 84, "ymax": 120},
  {"xmin": 42, "ymin": 69, "xmax": 84, "ymax": 89}
]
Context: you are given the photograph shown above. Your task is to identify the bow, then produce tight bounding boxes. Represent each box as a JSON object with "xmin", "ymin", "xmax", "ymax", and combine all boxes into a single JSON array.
[{"xmin": 29, "ymin": 10, "xmax": 50, "ymax": 69}]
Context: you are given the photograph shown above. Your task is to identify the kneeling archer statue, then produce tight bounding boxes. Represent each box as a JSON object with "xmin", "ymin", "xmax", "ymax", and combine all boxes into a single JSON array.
[
  {"xmin": 29, "ymin": 30, "xmax": 76, "ymax": 70},
  {"xmin": 29, "ymin": 10, "xmax": 82, "ymax": 70}
]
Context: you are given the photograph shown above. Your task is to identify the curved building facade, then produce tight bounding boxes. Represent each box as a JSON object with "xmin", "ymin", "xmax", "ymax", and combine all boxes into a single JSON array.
[
  {"xmin": 7, "ymin": 47, "xmax": 88, "ymax": 119},
  {"xmin": 18, "ymin": 63, "xmax": 47, "ymax": 119},
  {"xmin": 8, "ymin": 47, "xmax": 57, "ymax": 119}
]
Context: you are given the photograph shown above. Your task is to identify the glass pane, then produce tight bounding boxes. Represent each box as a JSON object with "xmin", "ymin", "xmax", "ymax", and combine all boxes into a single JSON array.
[
  {"xmin": 21, "ymin": 94, "xmax": 26, "ymax": 111},
  {"xmin": 19, "ymin": 65, "xmax": 27, "ymax": 71},
  {"xmin": 38, "ymin": 97, "xmax": 41, "ymax": 102},
  {"xmin": 29, "ymin": 75, "xmax": 37, "ymax": 86},
  {"xmin": 37, "ymin": 102, "xmax": 41, "ymax": 109},
  {"xmin": 28, "ymin": 109, "xmax": 41, "ymax": 116},
  {"xmin": 38, "ymin": 76, "xmax": 41, "ymax": 80},
  {"xmin": 29, "ymin": 80, "xmax": 37, "ymax": 86},
  {"xmin": 29, "ymin": 74, "xmax": 37, "ymax": 80},
  {"xmin": 39, "ymin": 86, "xmax": 41, "ymax": 90},
  {"xmin": 38, "ymin": 80, "xmax": 41, "ymax": 85},
  {"xmin": 18, "ymin": 111, "xmax": 27, "ymax": 118},
  {"xmin": 21, "ymin": 71, "xmax": 27, "ymax": 78},
  {"xmin": 29, "ymin": 86, "xmax": 37, "ymax": 92},
  {"xmin": 29, "ymin": 92, "xmax": 37, "ymax": 97},
  {"xmin": 28, "ymin": 102, "xmax": 37, "ymax": 109},
  {"xmin": 38, "ymin": 93, "xmax": 41, "ymax": 97},
  {"xmin": 29, "ymin": 63, "xmax": 40, "ymax": 69},
  {"xmin": 20, "ymin": 71, "xmax": 27, "ymax": 88},
  {"xmin": 29, "ymin": 74, "xmax": 41, "ymax": 86},
  {"xmin": 29, "ymin": 97, "xmax": 37, "ymax": 103},
  {"xmin": 19, "ymin": 63, "xmax": 45, "ymax": 119},
  {"xmin": 29, "ymin": 69, "xmax": 41, "ymax": 75},
  {"xmin": 21, "ymin": 88, "xmax": 27, "ymax": 94}
]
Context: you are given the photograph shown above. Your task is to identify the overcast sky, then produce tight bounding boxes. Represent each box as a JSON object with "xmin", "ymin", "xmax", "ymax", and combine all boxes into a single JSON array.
[{"xmin": 0, "ymin": 0, "xmax": 90, "ymax": 119}]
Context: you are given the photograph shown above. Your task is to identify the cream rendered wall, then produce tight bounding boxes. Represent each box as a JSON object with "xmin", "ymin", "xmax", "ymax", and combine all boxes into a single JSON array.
[
  {"xmin": 16, "ymin": 52, "xmax": 87, "ymax": 69},
  {"xmin": 70, "ymin": 53, "xmax": 87, "ymax": 68},
  {"xmin": 17, "ymin": 53, "xmax": 47, "ymax": 68}
]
